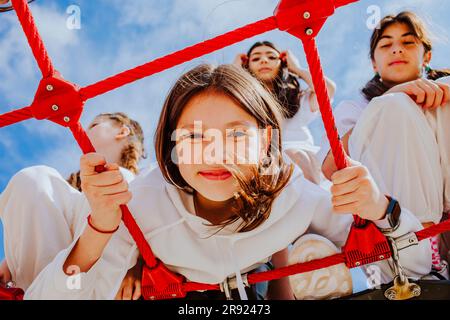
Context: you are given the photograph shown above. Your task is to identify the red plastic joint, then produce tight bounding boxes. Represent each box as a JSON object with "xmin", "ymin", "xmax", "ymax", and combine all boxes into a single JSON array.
[
  {"xmin": 141, "ymin": 260, "xmax": 187, "ymax": 300},
  {"xmin": 30, "ymin": 73, "xmax": 84, "ymax": 127},
  {"xmin": 274, "ymin": 0, "xmax": 334, "ymax": 39},
  {"xmin": 343, "ymin": 222, "xmax": 392, "ymax": 268},
  {"xmin": 274, "ymin": 0, "xmax": 359, "ymax": 39},
  {"xmin": 0, "ymin": 286, "xmax": 24, "ymax": 300}
]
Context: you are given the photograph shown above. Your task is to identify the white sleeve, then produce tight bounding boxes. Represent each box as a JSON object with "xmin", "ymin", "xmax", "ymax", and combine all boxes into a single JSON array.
[
  {"xmin": 296, "ymin": 90, "xmax": 320, "ymax": 127},
  {"xmin": 307, "ymin": 192, "xmax": 432, "ymax": 283},
  {"xmin": 24, "ymin": 223, "xmax": 139, "ymax": 300},
  {"xmin": 317, "ymin": 99, "xmax": 365, "ymax": 166},
  {"xmin": 305, "ymin": 190, "xmax": 353, "ymax": 248}
]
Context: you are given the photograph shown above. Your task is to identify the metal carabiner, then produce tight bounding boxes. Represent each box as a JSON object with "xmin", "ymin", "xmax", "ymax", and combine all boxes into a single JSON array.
[{"xmin": 384, "ymin": 237, "xmax": 421, "ymax": 300}]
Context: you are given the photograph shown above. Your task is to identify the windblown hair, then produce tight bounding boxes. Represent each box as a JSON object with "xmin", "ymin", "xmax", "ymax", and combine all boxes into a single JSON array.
[
  {"xmin": 155, "ymin": 64, "xmax": 294, "ymax": 232},
  {"xmin": 362, "ymin": 11, "xmax": 450, "ymax": 101}
]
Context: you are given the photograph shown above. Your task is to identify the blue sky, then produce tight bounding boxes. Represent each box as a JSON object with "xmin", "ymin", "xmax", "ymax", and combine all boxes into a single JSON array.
[{"xmin": 0, "ymin": 0, "xmax": 449, "ymax": 266}]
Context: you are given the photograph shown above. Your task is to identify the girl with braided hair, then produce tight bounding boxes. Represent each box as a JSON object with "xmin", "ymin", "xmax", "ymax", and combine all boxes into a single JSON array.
[
  {"xmin": 67, "ymin": 112, "xmax": 146, "ymax": 192},
  {"xmin": 0, "ymin": 112, "xmax": 147, "ymax": 299}
]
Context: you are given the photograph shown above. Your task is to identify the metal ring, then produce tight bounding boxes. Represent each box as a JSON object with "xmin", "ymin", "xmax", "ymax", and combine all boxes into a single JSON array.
[{"xmin": 0, "ymin": 0, "xmax": 35, "ymax": 13}]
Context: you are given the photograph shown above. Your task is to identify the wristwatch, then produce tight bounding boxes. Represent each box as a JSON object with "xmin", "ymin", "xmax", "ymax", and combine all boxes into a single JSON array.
[{"xmin": 379, "ymin": 196, "xmax": 401, "ymax": 233}]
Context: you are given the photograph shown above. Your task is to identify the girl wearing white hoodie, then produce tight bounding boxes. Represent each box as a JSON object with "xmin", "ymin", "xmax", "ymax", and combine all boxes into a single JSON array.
[
  {"xmin": 0, "ymin": 112, "xmax": 146, "ymax": 299},
  {"xmin": 1, "ymin": 64, "xmax": 431, "ymax": 300}
]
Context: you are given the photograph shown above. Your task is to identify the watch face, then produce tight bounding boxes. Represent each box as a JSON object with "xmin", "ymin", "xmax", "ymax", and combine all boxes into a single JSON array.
[{"xmin": 388, "ymin": 199, "xmax": 401, "ymax": 228}]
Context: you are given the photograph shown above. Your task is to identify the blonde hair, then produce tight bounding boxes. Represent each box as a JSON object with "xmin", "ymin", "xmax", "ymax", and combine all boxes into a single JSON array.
[{"xmin": 67, "ymin": 112, "xmax": 146, "ymax": 191}]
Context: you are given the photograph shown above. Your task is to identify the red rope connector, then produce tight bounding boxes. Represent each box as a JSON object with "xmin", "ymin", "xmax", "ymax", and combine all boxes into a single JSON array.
[
  {"xmin": 274, "ymin": 0, "xmax": 357, "ymax": 39},
  {"xmin": 0, "ymin": 285, "xmax": 24, "ymax": 300},
  {"xmin": 30, "ymin": 74, "xmax": 84, "ymax": 127},
  {"xmin": 141, "ymin": 260, "xmax": 187, "ymax": 300},
  {"xmin": 343, "ymin": 222, "xmax": 392, "ymax": 268},
  {"xmin": 274, "ymin": 0, "xmax": 332, "ymax": 38}
]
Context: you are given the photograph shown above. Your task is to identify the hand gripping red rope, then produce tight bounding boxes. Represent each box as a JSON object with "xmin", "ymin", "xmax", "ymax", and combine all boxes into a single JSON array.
[{"xmin": 1, "ymin": 0, "xmax": 449, "ymax": 300}]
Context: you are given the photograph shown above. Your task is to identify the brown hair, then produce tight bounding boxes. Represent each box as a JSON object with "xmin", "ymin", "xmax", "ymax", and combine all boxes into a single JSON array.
[
  {"xmin": 362, "ymin": 11, "xmax": 450, "ymax": 101},
  {"xmin": 155, "ymin": 64, "xmax": 293, "ymax": 232},
  {"xmin": 245, "ymin": 41, "xmax": 303, "ymax": 119},
  {"xmin": 67, "ymin": 112, "xmax": 146, "ymax": 191}
]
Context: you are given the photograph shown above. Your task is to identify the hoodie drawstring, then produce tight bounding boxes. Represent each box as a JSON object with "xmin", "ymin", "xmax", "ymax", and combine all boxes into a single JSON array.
[{"xmin": 229, "ymin": 241, "xmax": 248, "ymax": 300}]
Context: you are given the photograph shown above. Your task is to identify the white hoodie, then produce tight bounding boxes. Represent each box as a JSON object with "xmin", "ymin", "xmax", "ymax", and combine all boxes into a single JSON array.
[{"xmin": 24, "ymin": 164, "xmax": 432, "ymax": 300}]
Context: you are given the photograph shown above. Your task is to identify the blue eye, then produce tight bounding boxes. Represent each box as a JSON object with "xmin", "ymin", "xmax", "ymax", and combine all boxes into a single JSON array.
[{"xmin": 228, "ymin": 130, "xmax": 247, "ymax": 138}]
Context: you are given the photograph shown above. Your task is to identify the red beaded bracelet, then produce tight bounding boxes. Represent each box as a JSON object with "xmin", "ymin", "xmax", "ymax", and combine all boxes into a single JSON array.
[{"xmin": 87, "ymin": 214, "xmax": 119, "ymax": 234}]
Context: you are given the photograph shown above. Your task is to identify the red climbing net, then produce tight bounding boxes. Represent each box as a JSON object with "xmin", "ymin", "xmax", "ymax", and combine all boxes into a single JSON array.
[{"xmin": 1, "ymin": 0, "xmax": 450, "ymax": 300}]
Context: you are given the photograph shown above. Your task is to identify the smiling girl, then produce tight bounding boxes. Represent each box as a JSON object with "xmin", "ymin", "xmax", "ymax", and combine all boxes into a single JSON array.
[
  {"xmin": 234, "ymin": 41, "xmax": 336, "ymax": 184},
  {"xmin": 1, "ymin": 64, "xmax": 432, "ymax": 300},
  {"xmin": 320, "ymin": 11, "xmax": 450, "ymax": 276}
]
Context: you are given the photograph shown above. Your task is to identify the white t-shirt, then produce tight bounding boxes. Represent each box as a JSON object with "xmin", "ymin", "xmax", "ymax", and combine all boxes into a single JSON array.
[
  {"xmin": 317, "ymin": 94, "xmax": 369, "ymax": 165},
  {"xmin": 119, "ymin": 167, "xmax": 135, "ymax": 183},
  {"xmin": 282, "ymin": 90, "xmax": 319, "ymax": 148}
]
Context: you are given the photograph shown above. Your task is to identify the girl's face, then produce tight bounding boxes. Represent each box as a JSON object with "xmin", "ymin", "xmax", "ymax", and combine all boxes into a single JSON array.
[
  {"xmin": 372, "ymin": 22, "xmax": 431, "ymax": 85},
  {"xmin": 175, "ymin": 92, "xmax": 260, "ymax": 202},
  {"xmin": 87, "ymin": 116, "xmax": 126, "ymax": 155},
  {"xmin": 248, "ymin": 45, "xmax": 281, "ymax": 82}
]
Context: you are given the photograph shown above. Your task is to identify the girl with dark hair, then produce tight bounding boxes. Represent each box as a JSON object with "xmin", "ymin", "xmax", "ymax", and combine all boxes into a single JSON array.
[
  {"xmin": 3, "ymin": 64, "xmax": 431, "ymax": 300},
  {"xmin": 234, "ymin": 41, "xmax": 336, "ymax": 184},
  {"xmin": 319, "ymin": 11, "xmax": 450, "ymax": 277}
]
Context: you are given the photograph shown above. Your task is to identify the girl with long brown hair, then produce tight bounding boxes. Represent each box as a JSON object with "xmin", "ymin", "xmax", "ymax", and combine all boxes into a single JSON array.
[
  {"xmin": 320, "ymin": 11, "xmax": 450, "ymax": 277},
  {"xmin": 1, "ymin": 64, "xmax": 431, "ymax": 300}
]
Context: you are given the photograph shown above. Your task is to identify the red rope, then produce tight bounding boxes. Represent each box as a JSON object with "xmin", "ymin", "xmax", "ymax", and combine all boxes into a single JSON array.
[
  {"xmin": 68, "ymin": 122, "xmax": 158, "ymax": 268},
  {"xmin": 0, "ymin": 106, "xmax": 33, "ymax": 128},
  {"xmin": 6, "ymin": 0, "xmax": 450, "ymax": 299},
  {"xmin": 417, "ymin": 219, "xmax": 450, "ymax": 242},
  {"xmin": 79, "ymin": 17, "xmax": 277, "ymax": 101},
  {"xmin": 68, "ymin": 122, "xmax": 96, "ymax": 154},
  {"xmin": 248, "ymin": 253, "xmax": 345, "ymax": 284},
  {"xmin": 11, "ymin": 0, "xmax": 54, "ymax": 78},
  {"xmin": 180, "ymin": 253, "xmax": 345, "ymax": 293},
  {"xmin": 184, "ymin": 282, "xmax": 220, "ymax": 292},
  {"xmin": 183, "ymin": 217, "xmax": 450, "ymax": 292},
  {"xmin": 301, "ymin": 37, "xmax": 365, "ymax": 226}
]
